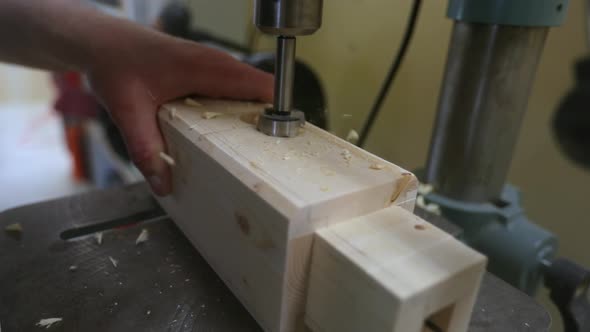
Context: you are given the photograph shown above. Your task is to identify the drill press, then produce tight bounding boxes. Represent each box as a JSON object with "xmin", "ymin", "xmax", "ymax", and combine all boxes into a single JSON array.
[
  {"xmin": 254, "ymin": 0, "xmax": 323, "ymax": 137},
  {"xmin": 424, "ymin": 0, "xmax": 569, "ymax": 295}
]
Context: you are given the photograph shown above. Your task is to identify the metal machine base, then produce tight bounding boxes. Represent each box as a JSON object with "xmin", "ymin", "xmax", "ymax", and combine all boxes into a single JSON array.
[
  {"xmin": 0, "ymin": 183, "xmax": 551, "ymax": 331},
  {"xmin": 426, "ymin": 185, "xmax": 556, "ymax": 295}
]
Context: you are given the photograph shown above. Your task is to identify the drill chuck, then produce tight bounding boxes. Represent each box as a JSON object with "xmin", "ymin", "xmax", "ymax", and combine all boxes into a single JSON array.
[{"xmin": 254, "ymin": 0, "xmax": 323, "ymax": 36}]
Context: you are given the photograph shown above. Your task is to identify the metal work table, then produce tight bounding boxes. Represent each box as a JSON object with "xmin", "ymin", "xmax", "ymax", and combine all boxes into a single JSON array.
[{"xmin": 0, "ymin": 183, "xmax": 550, "ymax": 331}]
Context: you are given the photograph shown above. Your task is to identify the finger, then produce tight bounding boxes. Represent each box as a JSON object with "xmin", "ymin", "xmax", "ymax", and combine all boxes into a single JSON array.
[
  {"xmin": 109, "ymin": 90, "xmax": 171, "ymax": 196},
  {"xmin": 194, "ymin": 56, "xmax": 274, "ymax": 102},
  {"xmin": 165, "ymin": 45, "xmax": 274, "ymax": 103}
]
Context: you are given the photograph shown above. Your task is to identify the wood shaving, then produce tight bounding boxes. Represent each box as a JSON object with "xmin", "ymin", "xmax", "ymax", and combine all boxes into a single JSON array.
[
  {"xmin": 346, "ymin": 129, "xmax": 359, "ymax": 143},
  {"xmin": 136, "ymin": 229, "xmax": 149, "ymax": 245},
  {"xmin": 95, "ymin": 232, "xmax": 103, "ymax": 245},
  {"xmin": 202, "ymin": 112, "xmax": 222, "ymax": 120},
  {"xmin": 69, "ymin": 265, "xmax": 77, "ymax": 272},
  {"xmin": 418, "ymin": 183, "xmax": 434, "ymax": 195},
  {"xmin": 341, "ymin": 149, "xmax": 352, "ymax": 162},
  {"xmin": 416, "ymin": 196, "xmax": 441, "ymax": 216},
  {"xmin": 159, "ymin": 152, "xmax": 176, "ymax": 166},
  {"xmin": 184, "ymin": 98, "xmax": 202, "ymax": 107},
  {"xmin": 36, "ymin": 318, "xmax": 62, "ymax": 329},
  {"xmin": 108, "ymin": 256, "xmax": 118, "ymax": 268},
  {"xmin": 168, "ymin": 108, "xmax": 177, "ymax": 120},
  {"xmin": 4, "ymin": 223, "xmax": 22, "ymax": 233},
  {"xmin": 369, "ymin": 163, "xmax": 385, "ymax": 170}
]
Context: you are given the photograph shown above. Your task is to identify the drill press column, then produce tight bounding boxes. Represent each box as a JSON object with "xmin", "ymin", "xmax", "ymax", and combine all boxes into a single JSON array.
[
  {"xmin": 254, "ymin": 0, "xmax": 323, "ymax": 137},
  {"xmin": 424, "ymin": 0, "xmax": 569, "ymax": 294}
]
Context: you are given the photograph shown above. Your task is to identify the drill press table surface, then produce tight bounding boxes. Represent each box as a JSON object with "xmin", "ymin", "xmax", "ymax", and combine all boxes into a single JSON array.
[{"xmin": 0, "ymin": 183, "xmax": 550, "ymax": 331}]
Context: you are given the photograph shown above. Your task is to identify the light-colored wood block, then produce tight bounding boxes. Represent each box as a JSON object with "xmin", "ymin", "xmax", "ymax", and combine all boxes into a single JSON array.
[
  {"xmin": 157, "ymin": 99, "xmax": 417, "ymax": 331},
  {"xmin": 156, "ymin": 98, "xmax": 484, "ymax": 332},
  {"xmin": 305, "ymin": 205, "xmax": 486, "ymax": 332}
]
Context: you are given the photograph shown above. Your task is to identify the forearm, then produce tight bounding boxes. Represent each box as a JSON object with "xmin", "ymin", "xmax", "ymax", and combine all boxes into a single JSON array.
[{"xmin": 0, "ymin": 0, "xmax": 161, "ymax": 72}]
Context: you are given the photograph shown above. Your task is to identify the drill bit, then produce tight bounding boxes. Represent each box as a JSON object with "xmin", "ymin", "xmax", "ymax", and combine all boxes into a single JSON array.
[{"xmin": 274, "ymin": 36, "xmax": 296, "ymax": 115}]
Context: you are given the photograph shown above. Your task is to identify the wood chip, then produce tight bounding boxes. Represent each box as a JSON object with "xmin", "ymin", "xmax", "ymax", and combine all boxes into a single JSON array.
[
  {"xmin": 36, "ymin": 318, "xmax": 62, "ymax": 329},
  {"xmin": 369, "ymin": 163, "xmax": 385, "ymax": 170},
  {"xmin": 417, "ymin": 183, "xmax": 434, "ymax": 195},
  {"xmin": 341, "ymin": 149, "xmax": 352, "ymax": 162},
  {"xmin": 184, "ymin": 98, "xmax": 202, "ymax": 107},
  {"xmin": 4, "ymin": 223, "xmax": 22, "ymax": 233},
  {"xmin": 136, "ymin": 229, "xmax": 149, "ymax": 245},
  {"xmin": 416, "ymin": 196, "xmax": 441, "ymax": 216},
  {"xmin": 160, "ymin": 152, "xmax": 176, "ymax": 166},
  {"xmin": 169, "ymin": 108, "xmax": 177, "ymax": 120},
  {"xmin": 95, "ymin": 232, "xmax": 103, "ymax": 245},
  {"xmin": 346, "ymin": 129, "xmax": 359, "ymax": 143},
  {"xmin": 108, "ymin": 256, "xmax": 118, "ymax": 268},
  {"xmin": 202, "ymin": 112, "xmax": 222, "ymax": 120}
]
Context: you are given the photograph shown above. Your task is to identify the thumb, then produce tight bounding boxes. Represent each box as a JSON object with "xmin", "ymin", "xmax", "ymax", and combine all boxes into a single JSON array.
[{"xmin": 109, "ymin": 89, "xmax": 171, "ymax": 196}]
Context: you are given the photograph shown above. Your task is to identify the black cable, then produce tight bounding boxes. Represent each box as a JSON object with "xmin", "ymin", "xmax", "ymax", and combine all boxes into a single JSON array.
[{"xmin": 357, "ymin": 0, "xmax": 423, "ymax": 148}]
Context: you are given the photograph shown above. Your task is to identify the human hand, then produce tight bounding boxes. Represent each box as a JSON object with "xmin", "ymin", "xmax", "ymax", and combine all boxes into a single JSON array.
[{"xmin": 86, "ymin": 29, "xmax": 273, "ymax": 196}]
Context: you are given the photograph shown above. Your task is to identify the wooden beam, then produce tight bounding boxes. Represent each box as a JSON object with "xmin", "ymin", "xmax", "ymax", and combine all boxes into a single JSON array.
[
  {"xmin": 156, "ymin": 98, "xmax": 484, "ymax": 332},
  {"xmin": 305, "ymin": 205, "xmax": 486, "ymax": 332}
]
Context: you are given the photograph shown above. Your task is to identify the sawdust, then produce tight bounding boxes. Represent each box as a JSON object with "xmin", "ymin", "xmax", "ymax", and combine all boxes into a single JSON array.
[
  {"xmin": 108, "ymin": 256, "xmax": 118, "ymax": 268},
  {"xmin": 416, "ymin": 196, "xmax": 441, "ymax": 216},
  {"xmin": 136, "ymin": 229, "xmax": 149, "ymax": 245},
  {"xmin": 346, "ymin": 129, "xmax": 359, "ymax": 143},
  {"xmin": 36, "ymin": 318, "xmax": 62, "ymax": 329},
  {"xmin": 184, "ymin": 98, "xmax": 202, "ymax": 107},
  {"xmin": 95, "ymin": 232, "xmax": 103, "ymax": 245},
  {"xmin": 202, "ymin": 112, "xmax": 222, "ymax": 120},
  {"xmin": 168, "ymin": 108, "xmax": 177, "ymax": 120},
  {"xmin": 418, "ymin": 183, "xmax": 434, "ymax": 195},
  {"xmin": 159, "ymin": 152, "xmax": 176, "ymax": 166},
  {"xmin": 341, "ymin": 149, "xmax": 352, "ymax": 162},
  {"xmin": 369, "ymin": 163, "xmax": 385, "ymax": 170}
]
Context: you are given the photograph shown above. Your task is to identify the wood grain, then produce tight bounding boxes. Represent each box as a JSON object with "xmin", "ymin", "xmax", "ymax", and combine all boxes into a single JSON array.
[{"xmin": 156, "ymin": 98, "xmax": 482, "ymax": 332}]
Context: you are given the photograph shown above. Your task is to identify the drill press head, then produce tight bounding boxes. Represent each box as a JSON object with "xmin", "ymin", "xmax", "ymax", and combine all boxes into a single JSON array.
[{"xmin": 254, "ymin": 0, "xmax": 323, "ymax": 137}]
